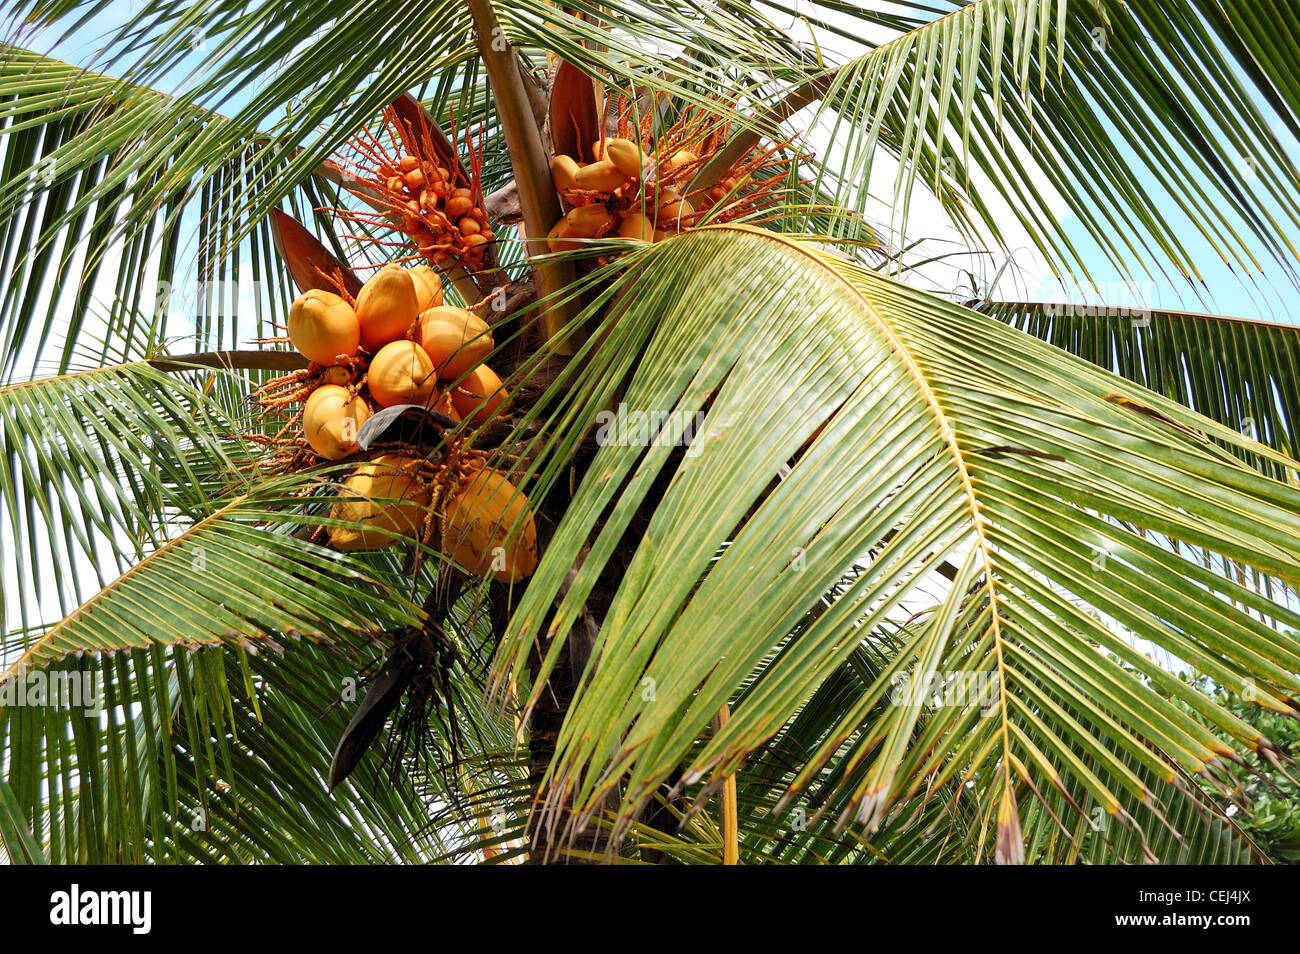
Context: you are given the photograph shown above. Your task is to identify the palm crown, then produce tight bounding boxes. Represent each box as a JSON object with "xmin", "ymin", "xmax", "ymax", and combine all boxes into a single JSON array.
[{"xmin": 1, "ymin": 0, "xmax": 1299, "ymax": 865}]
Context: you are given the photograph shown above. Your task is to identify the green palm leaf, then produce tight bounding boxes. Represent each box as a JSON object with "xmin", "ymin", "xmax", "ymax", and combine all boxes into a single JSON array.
[
  {"xmin": 0, "ymin": 360, "xmax": 238, "ymax": 634},
  {"xmin": 4, "ymin": 470, "xmax": 426, "ymax": 678},
  {"xmin": 980, "ymin": 300, "xmax": 1300, "ymax": 471},
  {"xmin": 748, "ymin": 0, "xmax": 1300, "ymax": 292},
  {"xmin": 0, "ymin": 774, "xmax": 47, "ymax": 863},
  {"xmin": 499, "ymin": 225, "xmax": 1300, "ymax": 858},
  {"xmin": 4, "ymin": 0, "xmax": 1299, "ymax": 865}
]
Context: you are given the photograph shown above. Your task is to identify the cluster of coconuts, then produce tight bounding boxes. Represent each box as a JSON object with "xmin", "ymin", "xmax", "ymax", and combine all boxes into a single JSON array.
[
  {"xmin": 547, "ymin": 138, "xmax": 745, "ymax": 249},
  {"xmin": 384, "ymin": 154, "xmax": 494, "ymax": 270},
  {"xmin": 326, "ymin": 453, "xmax": 537, "ymax": 583},
  {"xmin": 285, "ymin": 264, "xmax": 536, "ymax": 582}
]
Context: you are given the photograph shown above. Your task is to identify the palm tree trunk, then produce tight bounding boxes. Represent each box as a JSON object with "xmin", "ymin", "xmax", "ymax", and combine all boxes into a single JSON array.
[{"xmin": 524, "ymin": 627, "xmax": 604, "ymax": 863}]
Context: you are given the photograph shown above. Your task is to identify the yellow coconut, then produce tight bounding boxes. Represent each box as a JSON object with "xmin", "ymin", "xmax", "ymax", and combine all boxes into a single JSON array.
[
  {"xmin": 550, "ymin": 154, "xmax": 581, "ymax": 192},
  {"xmin": 450, "ymin": 365, "xmax": 510, "ymax": 425},
  {"xmin": 604, "ymin": 139, "xmax": 645, "ymax": 179},
  {"xmin": 574, "ymin": 159, "xmax": 627, "ymax": 193},
  {"xmin": 663, "ymin": 149, "xmax": 698, "ymax": 176},
  {"xmin": 288, "ymin": 290, "xmax": 360, "ymax": 365},
  {"xmin": 328, "ymin": 455, "xmax": 431, "ymax": 551},
  {"xmin": 408, "ymin": 264, "xmax": 444, "ymax": 313},
  {"xmin": 445, "ymin": 468, "xmax": 538, "ymax": 582},
  {"xmin": 355, "ymin": 264, "xmax": 420, "ymax": 351},
  {"xmin": 416, "ymin": 306, "xmax": 494, "ymax": 380},
  {"xmin": 547, "ymin": 217, "xmax": 582, "ymax": 253},
  {"xmin": 367, "ymin": 340, "xmax": 438, "ymax": 408},
  {"xmin": 656, "ymin": 194, "xmax": 695, "ymax": 227},
  {"xmin": 566, "ymin": 204, "xmax": 615, "ymax": 236},
  {"xmin": 445, "ymin": 193, "xmax": 474, "ymax": 220},
  {"xmin": 618, "ymin": 211, "xmax": 656, "ymax": 241},
  {"xmin": 548, "ymin": 205, "xmax": 614, "ymax": 251},
  {"xmin": 652, "ymin": 185, "xmax": 694, "ymax": 223},
  {"xmin": 302, "ymin": 385, "xmax": 370, "ymax": 460}
]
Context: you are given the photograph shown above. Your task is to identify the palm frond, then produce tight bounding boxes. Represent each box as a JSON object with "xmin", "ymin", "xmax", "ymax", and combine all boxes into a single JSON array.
[
  {"xmin": 4, "ymin": 466, "xmax": 429, "ymax": 678},
  {"xmin": 0, "ymin": 360, "xmax": 238, "ymax": 635},
  {"xmin": 0, "ymin": 773, "xmax": 47, "ymax": 863},
  {"xmin": 497, "ymin": 225, "xmax": 1300, "ymax": 859},
  {"xmin": 1, "ymin": 630, "xmax": 518, "ymax": 863},
  {"xmin": 779, "ymin": 0, "xmax": 1300, "ymax": 296},
  {"xmin": 980, "ymin": 300, "xmax": 1300, "ymax": 474}
]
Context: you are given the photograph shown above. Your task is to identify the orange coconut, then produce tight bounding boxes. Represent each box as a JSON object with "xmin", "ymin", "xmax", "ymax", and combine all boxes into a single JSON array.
[
  {"xmin": 416, "ymin": 306, "xmax": 494, "ymax": 380},
  {"xmin": 321, "ymin": 365, "xmax": 354, "ymax": 387},
  {"xmin": 354, "ymin": 264, "xmax": 419, "ymax": 351},
  {"xmin": 546, "ymin": 204, "xmax": 615, "ymax": 252},
  {"xmin": 663, "ymin": 149, "xmax": 698, "ymax": 176},
  {"xmin": 547, "ymin": 217, "xmax": 582, "ymax": 253},
  {"xmin": 604, "ymin": 139, "xmax": 646, "ymax": 179},
  {"xmin": 367, "ymin": 340, "xmax": 438, "ymax": 408},
  {"xmin": 450, "ymin": 365, "xmax": 510, "ymax": 425},
  {"xmin": 445, "ymin": 191, "xmax": 474, "ymax": 220},
  {"xmin": 328, "ymin": 455, "xmax": 430, "ymax": 550},
  {"xmin": 445, "ymin": 469, "xmax": 538, "ymax": 582},
  {"xmin": 288, "ymin": 290, "xmax": 359, "ymax": 365},
  {"xmin": 550, "ymin": 154, "xmax": 581, "ymax": 192},
  {"xmin": 302, "ymin": 385, "xmax": 370, "ymax": 460},
  {"xmin": 408, "ymin": 264, "xmax": 444, "ymax": 313},
  {"xmin": 655, "ymin": 188, "xmax": 694, "ymax": 226},
  {"xmin": 574, "ymin": 159, "xmax": 627, "ymax": 192},
  {"xmin": 618, "ymin": 211, "xmax": 655, "ymax": 241}
]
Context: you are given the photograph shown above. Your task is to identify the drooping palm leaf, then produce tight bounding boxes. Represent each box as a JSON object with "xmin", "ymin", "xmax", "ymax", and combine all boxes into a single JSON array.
[
  {"xmin": 714, "ymin": 0, "xmax": 1300, "ymax": 296},
  {"xmin": 0, "ymin": 360, "xmax": 238, "ymax": 635},
  {"xmin": 497, "ymin": 225, "xmax": 1300, "ymax": 859},
  {"xmin": 2, "ymin": 465, "xmax": 432, "ymax": 679},
  {"xmin": 0, "ymin": 627, "xmax": 517, "ymax": 863}
]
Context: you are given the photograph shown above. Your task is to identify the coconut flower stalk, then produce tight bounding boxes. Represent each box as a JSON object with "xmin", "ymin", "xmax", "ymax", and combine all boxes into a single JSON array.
[
  {"xmin": 330, "ymin": 107, "xmax": 493, "ymax": 271},
  {"xmin": 546, "ymin": 87, "xmax": 804, "ymax": 252}
]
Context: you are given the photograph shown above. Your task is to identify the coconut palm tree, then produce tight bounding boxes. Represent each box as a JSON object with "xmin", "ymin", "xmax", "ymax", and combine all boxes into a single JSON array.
[{"xmin": 1, "ymin": 0, "xmax": 1299, "ymax": 865}]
